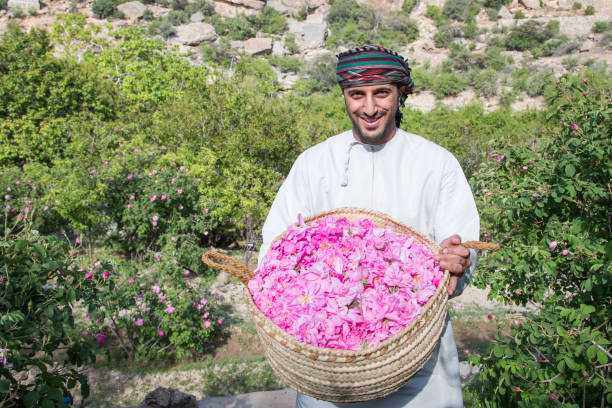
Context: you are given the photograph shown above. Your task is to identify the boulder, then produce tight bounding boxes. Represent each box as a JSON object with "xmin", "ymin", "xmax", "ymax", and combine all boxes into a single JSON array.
[
  {"xmin": 7, "ymin": 0, "xmax": 39, "ymax": 11},
  {"xmin": 267, "ymin": 0, "xmax": 307, "ymax": 15},
  {"xmin": 307, "ymin": 0, "xmax": 327, "ymax": 9},
  {"xmin": 519, "ymin": 0, "xmax": 540, "ymax": 9},
  {"xmin": 356, "ymin": 0, "xmax": 403, "ymax": 11},
  {"xmin": 213, "ymin": 1, "xmax": 259, "ymax": 17},
  {"xmin": 497, "ymin": 5, "xmax": 512, "ymax": 19},
  {"xmin": 117, "ymin": 1, "xmax": 146, "ymax": 21},
  {"xmin": 579, "ymin": 39, "xmax": 596, "ymax": 52},
  {"xmin": 287, "ymin": 18, "xmax": 304, "ymax": 36},
  {"xmin": 230, "ymin": 40, "xmax": 245, "ymax": 51},
  {"xmin": 175, "ymin": 22, "xmax": 217, "ymax": 46},
  {"xmin": 142, "ymin": 387, "xmax": 197, "ymax": 408},
  {"xmin": 216, "ymin": 0, "xmax": 264, "ymax": 10},
  {"xmin": 306, "ymin": 13, "xmax": 324, "ymax": 24},
  {"xmin": 190, "ymin": 10, "xmax": 204, "ymax": 23},
  {"xmin": 272, "ymin": 40, "xmax": 286, "ymax": 56},
  {"xmin": 302, "ymin": 22, "xmax": 327, "ymax": 49},
  {"xmin": 244, "ymin": 37, "xmax": 273, "ymax": 55}
]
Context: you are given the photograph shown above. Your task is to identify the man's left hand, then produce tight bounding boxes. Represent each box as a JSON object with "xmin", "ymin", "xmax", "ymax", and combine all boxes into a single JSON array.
[{"xmin": 433, "ymin": 234, "xmax": 472, "ymax": 296}]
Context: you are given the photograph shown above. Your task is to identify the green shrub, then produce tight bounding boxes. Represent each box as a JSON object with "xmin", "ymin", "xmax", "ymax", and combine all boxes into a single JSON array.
[
  {"xmin": 267, "ymin": 55, "xmax": 301, "ymax": 73},
  {"xmin": 469, "ymin": 72, "xmax": 612, "ymax": 408},
  {"xmin": 201, "ymin": 39, "xmax": 235, "ymax": 68},
  {"xmin": 249, "ymin": 6, "xmax": 288, "ymax": 35},
  {"xmin": 284, "ymin": 33, "xmax": 300, "ymax": 54},
  {"xmin": 443, "ymin": 0, "xmax": 470, "ymax": 21},
  {"xmin": 584, "ymin": 4, "xmax": 595, "ymax": 15},
  {"xmin": 470, "ymin": 69, "xmax": 499, "ymax": 98},
  {"xmin": 293, "ymin": 6, "xmax": 307, "ymax": 21},
  {"xmin": 425, "ymin": 5, "xmax": 449, "ymax": 27},
  {"xmin": 143, "ymin": 8, "xmax": 153, "ymax": 20},
  {"xmin": 428, "ymin": 71, "xmax": 467, "ymax": 98},
  {"xmin": 210, "ymin": 14, "xmax": 255, "ymax": 40},
  {"xmin": 592, "ymin": 21, "xmax": 609, "ymax": 33},
  {"xmin": 92, "ymin": 0, "xmax": 115, "ymax": 19},
  {"xmin": 561, "ymin": 55, "xmax": 579, "ymax": 71},
  {"xmin": 0, "ymin": 226, "xmax": 96, "ymax": 406},
  {"xmin": 0, "ymin": 0, "xmax": 7, "ymax": 10},
  {"xmin": 296, "ymin": 53, "xmax": 338, "ymax": 94},
  {"xmin": 450, "ymin": 49, "xmax": 487, "ymax": 71},
  {"xmin": 80, "ymin": 257, "xmax": 224, "ymax": 362},
  {"xmin": 505, "ymin": 20, "xmax": 559, "ymax": 51},
  {"xmin": 498, "ymin": 89, "xmax": 516, "ymax": 109},
  {"xmin": 485, "ymin": 46, "xmax": 511, "ymax": 71},
  {"xmin": 167, "ymin": 10, "xmax": 189, "ymax": 26},
  {"xmin": 147, "ymin": 17, "xmax": 176, "ymax": 38},
  {"xmin": 513, "ymin": 9, "xmax": 526, "ymax": 19},
  {"xmin": 510, "ymin": 66, "xmax": 529, "ymax": 92},
  {"xmin": 463, "ymin": 21, "xmax": 478, "ymax": 38},
  {"xmin": 0, "ymin": 26, "xmax": 118, "ymax": 166},
  {"xmin": 525, "ymin": 70, "xmax": 554, "ymax": 97},
  {"xmin": 11, "ymin": 6, "xmax": 24, "ymax": 18},
  {"xmin": 402, "ymin": 0, "xmax": 417, "ymax": 13},
  {"xmin": 572, "ymin": 1, "xmax": 581, "ymax": 9}
]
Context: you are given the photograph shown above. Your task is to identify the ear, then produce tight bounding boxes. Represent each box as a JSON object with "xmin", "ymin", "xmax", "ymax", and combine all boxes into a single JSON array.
[{"xmin": 398, "ymin": 85, "xmax": 408, "ymax": 100}]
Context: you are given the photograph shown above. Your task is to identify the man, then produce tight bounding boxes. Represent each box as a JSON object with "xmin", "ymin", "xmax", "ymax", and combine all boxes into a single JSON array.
[{"xmin": 258, "ymin": 45, "xmax": 479, "ymax": 407}]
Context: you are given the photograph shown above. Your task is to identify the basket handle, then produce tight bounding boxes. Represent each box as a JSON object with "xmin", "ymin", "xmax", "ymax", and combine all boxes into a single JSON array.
[
  {"xmin": 202, "ymin": 251, "xmax": 254, "ymax": 285},
  {"xmin": 456, "ymin": 241, "xmax": 500, "ymax": 251}
]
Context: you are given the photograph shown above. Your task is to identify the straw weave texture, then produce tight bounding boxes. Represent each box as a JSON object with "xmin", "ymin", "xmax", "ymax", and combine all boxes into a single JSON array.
[{"xmin": 245, "ymin": 208, "xmax": 450, "ymax": 402}]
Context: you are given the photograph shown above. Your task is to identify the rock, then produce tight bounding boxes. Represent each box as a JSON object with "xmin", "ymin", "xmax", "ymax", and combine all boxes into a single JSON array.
[
  {"xmin": 519, "ymin": 0, "xmax": 540, "ymax": 9},
  {"xmin": 267, "ymin": 0, "xmax": 307, "ymax": 15},
  {"xmin": 175, "ymin": 22, "xmax": 217, "ymax": 46},
  {"xmin": 497, "ymin": 5, "xmax": 512, "ymax": 19},
  {"xmin": 356, "ymin": 0, "xmax": 403, "ymax": 11},
  {"xmin": 499, "ymin": 16, "xmax": 608, "ymax": 37},
  {"xmin": 244, "ymin": 37, "xmax": 273, "ymax": 55},
  {"xmin": 306, "ymin": 13, "xmax": 324, "ymax": 24},
  {"xmin": 302, "ymin": 22, "xmax": 327, "ymax": 49},
  {"xmin": 579, "ymin": 39, "xmax": 596, "ymax": 52},
  {"xmin": 230, "ymin": 40, "xmax": 245, "ymax": 51},
  {"xmin": 142, "ymin": 387, "xmax": 197, "ymax": 408},
  {"xmin": 307, "ymin": 0, "xmax": 327, "ymax": 9},
  {"xmin": 190, "ymin": 10, "xmax": 204, "ymax": 23},
  {"xmin": 213, "ymin": 1, "xmax": 259, "ymax": 17},
  {"xmin": 117, "ymin": 1, "xmax": 146, "ymax": 21},
  {"xmin": 272, "ymin": 40, "xmax": 286, "ymax": 56},
  {"xmin": 7, "ymin": 0, "xmax": 40, "ymax": 11},
  {"xmin": 287, "ymin": 18, "xmax": 304, "ymax": 36}
]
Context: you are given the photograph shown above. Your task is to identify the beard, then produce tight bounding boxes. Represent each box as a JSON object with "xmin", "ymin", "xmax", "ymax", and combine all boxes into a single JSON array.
[{"xmin": 349, "ymin": 108, "xmax": 398, "ymax": 145}]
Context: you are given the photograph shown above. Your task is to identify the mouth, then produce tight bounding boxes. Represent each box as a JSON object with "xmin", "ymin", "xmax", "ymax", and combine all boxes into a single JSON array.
[{"xmin": 359, "ymin": 116, "xmax": 382, "ymax": 129}]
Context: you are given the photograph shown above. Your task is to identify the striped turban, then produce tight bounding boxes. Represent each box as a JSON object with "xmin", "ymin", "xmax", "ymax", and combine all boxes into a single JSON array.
[{"xmin": 336, "ymin": 45, "xmax": 415, "ymax": 105}]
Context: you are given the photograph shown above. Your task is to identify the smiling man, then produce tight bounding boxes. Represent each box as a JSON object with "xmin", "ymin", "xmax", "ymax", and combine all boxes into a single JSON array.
[{"xmin": 259, "ymin": 45, "xmax": 480, "ymax": 407}]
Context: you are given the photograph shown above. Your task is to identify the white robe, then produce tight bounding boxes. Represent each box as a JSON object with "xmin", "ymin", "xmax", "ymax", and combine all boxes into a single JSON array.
[{"xmin": 258, "ymin": 128, "xmax": 480, "ymax": 408}]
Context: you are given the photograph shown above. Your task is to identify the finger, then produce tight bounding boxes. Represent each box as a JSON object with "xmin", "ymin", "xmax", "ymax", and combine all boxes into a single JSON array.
[
  {"xmin": 436, "ymin": 256, "xmax": 471, "ymax": 274},
  {"xmin": 440, "ymin": 234, "xmax": 462, "ymax": 248},
  {"xmin": 441, "ymin": 245, "xmax": 470, "ymax": 258},
  {"xmin": 447, "ymin": 275, "xmax": 458, "ymax": 296}
]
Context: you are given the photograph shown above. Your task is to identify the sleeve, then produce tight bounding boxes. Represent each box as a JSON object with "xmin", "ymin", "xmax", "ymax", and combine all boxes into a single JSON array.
[
  {"xmin": 434, "ymin": 154, "xmax": 480, "ymax": 299},
  {"xmin": 258, "ymin": 152, "xmax": 312, "ymax": 265}
]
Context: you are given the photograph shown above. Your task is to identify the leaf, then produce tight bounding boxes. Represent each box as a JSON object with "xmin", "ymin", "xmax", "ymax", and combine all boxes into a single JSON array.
[
  {"xmin": 23, "ymin": 391, "xmax": 40, "ymax": 407},
  {"xmin": 597, "ymin": 349, "xmax": 608, "ymax": 365},
  {"xmin": 564, "ymin": 164, "xmax": 576, "ymax": 177},
  {"xmin": 0, "ymin": 380, "xmax": 9, "ymax": 393},
  {"xmin": 579, "ymin": 304, "xmax": 595, "ymax": 315}
]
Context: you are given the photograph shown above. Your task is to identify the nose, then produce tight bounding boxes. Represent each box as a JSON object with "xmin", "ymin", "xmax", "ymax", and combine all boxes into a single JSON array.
[{"xmin": 363, "ymin": 94, "xmax": 377, "ymax": 116}]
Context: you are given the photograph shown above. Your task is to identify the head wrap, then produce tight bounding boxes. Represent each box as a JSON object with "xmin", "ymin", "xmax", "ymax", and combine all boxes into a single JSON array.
[{"xmin": 336, "ymin": 45, "xmax": 415, "ymax": 105}]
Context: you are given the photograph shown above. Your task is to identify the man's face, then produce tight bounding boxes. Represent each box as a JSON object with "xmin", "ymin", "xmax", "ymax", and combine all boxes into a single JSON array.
[{"xmin": 342, "ymin": 83, "xmax": 402, "ymax": 145}]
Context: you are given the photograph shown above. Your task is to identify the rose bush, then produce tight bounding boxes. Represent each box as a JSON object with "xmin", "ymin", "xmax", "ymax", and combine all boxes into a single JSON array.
[{"xmin": 469, "ymin": 72, "xmax": 611, "ymax": 406}]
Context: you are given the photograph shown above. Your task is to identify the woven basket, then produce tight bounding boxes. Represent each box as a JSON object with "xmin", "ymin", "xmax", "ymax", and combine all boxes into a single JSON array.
[{"xmin": 202, "ymin": 208, "xmax": 499, "ymax": 403}]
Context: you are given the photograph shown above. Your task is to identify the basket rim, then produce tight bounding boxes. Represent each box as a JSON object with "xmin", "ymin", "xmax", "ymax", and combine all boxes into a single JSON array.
[{"xmin": 249, "ymin": 207, "xmax": 450, "ymax": 358}]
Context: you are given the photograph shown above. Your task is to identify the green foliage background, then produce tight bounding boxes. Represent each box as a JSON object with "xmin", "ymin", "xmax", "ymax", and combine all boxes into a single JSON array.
[{"xmin": 0, "ymin": 11, "xmax": 610, "ymax": 406}]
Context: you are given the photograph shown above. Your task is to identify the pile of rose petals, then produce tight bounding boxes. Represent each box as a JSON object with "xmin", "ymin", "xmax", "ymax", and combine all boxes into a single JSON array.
[{"xmin": 249, "ymin": 215, "xmax": 442, "ymax": 350}]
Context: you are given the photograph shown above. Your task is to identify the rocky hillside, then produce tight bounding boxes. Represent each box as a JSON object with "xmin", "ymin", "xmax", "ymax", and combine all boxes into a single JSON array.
[{"xmin": 1, "ymin": 0, "xmax": 610, "ymax": 112}]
